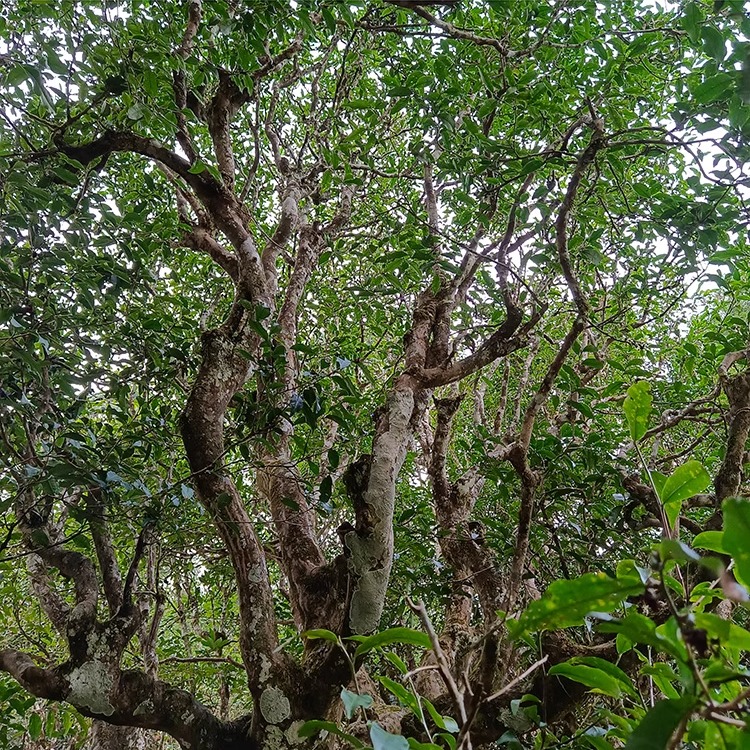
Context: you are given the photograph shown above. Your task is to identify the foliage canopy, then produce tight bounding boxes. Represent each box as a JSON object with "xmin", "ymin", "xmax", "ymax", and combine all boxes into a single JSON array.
[{"xmin": 2, "ymin": 1, "xmax": 750, "ymax": 749}]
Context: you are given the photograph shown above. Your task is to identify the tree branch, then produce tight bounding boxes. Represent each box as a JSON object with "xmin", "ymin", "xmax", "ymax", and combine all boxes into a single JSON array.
[
  {"xmin": 555, "ymin": 114, "xmax": 605, "ymax": 317},
  {"xmin": 417, "ymin": 304, "xmax": 534, "ymax": 387},
  {"xmin": 0, "ymin": 649, "xmax": 64, "ymax": 699},
  {"xmin": 397, "ymin": 4, "xmax": 507, "ymax": 56},
  {"xmin": 54, "ymin": 130, "xmax": 250, "ymax": 247},
  {"xmin": 87, "ymin": 489, "xmax": 124, "ymax": 616}
]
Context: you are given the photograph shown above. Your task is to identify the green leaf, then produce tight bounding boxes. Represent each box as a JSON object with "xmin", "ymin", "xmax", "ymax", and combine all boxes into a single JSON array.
[
  {"xmin": 641, "ymin": 664, "xmax": 680, "ymax": 699},
  {"xmin": 379, "ymin": 676, "xmax": 421, "ymax": 716},
  {"xmin": 370, "ymin": 722, "xmax": 409, "ymax": 750},
  {"xmin": 511, "ymin": 572, "xmax": 645, "ymax": 636},
  {"xmin": 26, "ymin": 65, "xmax": 54, "ymax": 112},
  {"xmin": 28, "ymin": 713, "xmax": 42, "ymax": 742},
  {"xmin": 650, "ymin": 469, "xmax": 667, "ymax": 499},
  {"xmin": 623, "ymin": 381, "xmax": 652, "ymax": 442},
  {"xmin": 692, "ymin": 530, "xmax": 727, "ymax": 554},
  {"xmin": 723, "ymin": 498, "xmax": 750, "ymax": 585},
  {"xmin": 298, "ymin": 720, "xmax": 365, "ymax": 748},
  {"xmin": 658, "ymin": 539, "xmax": 700, "ymax": 564},
  {"xmin": 303, "ymin": 629, "xmax": 339, "ymax": 642},
  {"xmin": 559, "ymin": 656, "xmax": 638, "ymax": 698},
  {"xmin": 407, "ymin": 740, "xmax": 443, "ymax": 750},
  {"xmin": 384, "ymin": 651, "xmax": 408, "ymax": 674},
  {"xmin": 341, "ymin": 687, "xmax": 373, "ymax": 719},
  {"xmin": 421, "ymin": 698, "xmax": 459, "ymax": 733},
  {"xmin": 597, "ymin": 612, "xmax": 686, "ymax": 660},
  {"xmin": 52, "ymin": 165, "xmax": 79, "ymax": 185},
  {"xmin": 617, "ymin": 559, "xmax": 650, "ymax": 585},
  {"xmin": 740, "ymin": 51, "xmax": 750, "ymax": 104},
  {"xmin": 354, "ymin": 627, "xmax": 431, "ymax": 657},
  {"xmin": 126, "ymin": 103, "xmax": 145, "ymax": 120},
  {"xmin": 694, "ymin": 612, "xmax": 750, "ymax": 650},
  {"xmin": 692, "ymin": 73, "xmax": 734, "ymax": 105},
  {"xmin": 548, "ymin": 662, "xmax": 631, "ymax": 699},
  {"xmin": 660, "ymin": 461, "xmax": 711, "ymax": 528},
  {"xmin": 583, "ymin": 733, "xmax": 614, "ymax": 750},
  {"xmin": 682, "ymin": 2, "xmax": 703, "ymax": 44},
  {"xmin": 624, "ymin": 697, "xmax": 696, "ymax": 750},
  {"xmin": 701, "ymin": 25, "xmax": 726, "ymax": 62}
]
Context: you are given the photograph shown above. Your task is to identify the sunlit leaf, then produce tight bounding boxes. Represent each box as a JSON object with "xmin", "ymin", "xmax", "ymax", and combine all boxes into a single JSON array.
[
  {"xmin": 692, "ymin": 530, "xmax": 727, "ymax": 555},
  {"xmin": 660, "ymin": 461, "xmax": 711, "ymax": 528},
  {"xmin": 511, "ymin": 572, "xmax": 644, "ymax": 636},
  {"xmin": 723, "ymin": 498, "xmax": 750, "ymax": 586},
  {"xmin": 623, "ymin": 381, "xmax": 652, "ymax": 442},
  {"xmin": 370, "ymin": 722, "xmax": 409, "ymax": 750},
  {"xmin": 354, "ymin": 628, "xmax": 431, "ymax": 657},
  {"xmin": 624, "ymin": 697, "xmax": 696, "ymax": 749}
]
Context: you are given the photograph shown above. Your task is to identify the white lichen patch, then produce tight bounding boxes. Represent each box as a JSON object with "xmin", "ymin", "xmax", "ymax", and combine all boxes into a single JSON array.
[
  {"xmin": 247, "ymin": 563, "xmax": 265, "ymax": 583},
  {"xmin": 67, "ymin": 660, "xmax": 116, "ymax": 716},
  {"xmin": 259, "ymin": 686, "xmax": 291, "ymax": 725},
  {"xmin": 259, "ymin": 653, "xmax": 273, "ymax": 684},
  {"xmin": 349, "ymin": 567, "xmax": 389, "ymax": 634},
  {"xmin": 264, "ymin": 724, "xmax": 285, "ymax": 750},
  {"xmin": 285, "ymin": 720, "xmax": 306, "ymax": 745}
]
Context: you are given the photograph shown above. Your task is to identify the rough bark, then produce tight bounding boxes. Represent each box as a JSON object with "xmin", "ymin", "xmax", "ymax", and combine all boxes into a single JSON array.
[
  {"xmin": 85, "ymin": 722, "xmax": 159, "ymax": 750},
  {"xmin": 715, "ymin": 371, "xmax": 750, "ymax": 503}
]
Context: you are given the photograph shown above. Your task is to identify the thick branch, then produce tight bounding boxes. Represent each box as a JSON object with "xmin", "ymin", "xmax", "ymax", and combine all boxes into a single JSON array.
[
  {"xmin": 715, "ymin": 371, "xmax": 750, "ymax": 503},
  {"xmin": 180, "ymin": 331, "xmax": 281, "ymax": 683},
  {"xmin": 31, "ymin": 542, "xmax": 99, "ymax": 639},
  {"xmin": 343, "ymin": 377, "xmax": 418, "ymax": 633},
  {"xmin": 429, "ymin": 397, "xmax": 503, "ymax": 624},
  {"xmin": 55, "ymin": 131, "xmax": 250, "ymax": 247},
  {"xmin": 554, "ymin": 116, "xmax": 605, "ymax": 316},
  {"xmin": 87, "ymin": 490, "xmax": 124, "ymax": 616},
  {"xmin": 26, "ymin": 554, "xmax": 70, "ymax": 635},
  {"xmin": 503, "ymin": 443, "xmax": 540, "ymax": 614},
  {"xmin": 0, "ymin": 648, "xmax": 244, "ymax": 750},
  {"xmin": 179, "ymin": 226, "xmax": 239, "ymax": 281},
  {"xmin": 261, "ymin": 177, "xmax": 302, "ymax": 296},
  {"xmin": 0, "ymin": 649, "xmax": 65, "ymax": 699},
  {"xmin": 174, "ymin": 175, "xmax": 294, "ymax": 683},
  {"xmin": 417, "ymin": 304, "xmax": 531, "ymax": 387},
  {"xmin": 207, "ymin": 71, "xmax": 249, "ymax": 189},
  {"xmin": 176, "ymin": 0, "xmax": 201, "ymax": 58},
  {"xmin": 518, "ymin": 315, "xmax": 585, "ymax": 452}
]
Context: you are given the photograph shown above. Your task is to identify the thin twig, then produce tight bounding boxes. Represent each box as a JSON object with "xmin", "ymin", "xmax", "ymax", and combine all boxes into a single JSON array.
[
  {"xmin": 484, "ymin": 656, "xmax": 548, "ymax": 703},
  {"xmin": 406, "ymin": 597, "xmax": 467, "ymax": 724}
]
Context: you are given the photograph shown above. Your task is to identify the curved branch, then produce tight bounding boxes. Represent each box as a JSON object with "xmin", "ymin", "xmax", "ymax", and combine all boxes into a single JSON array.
[
  {"xmin": 55, "ymin": 130, "xmax": 250, "ymax": 246},
  {"xmin": 554, "ymin": 115, "xmax": 605, "ymax": 317},
  {"xmin": 0, "ymin": 649, "xmax": 65, "ymax": 699},
  {"xmin": 417, "ymin": 304, "xmax": 533, "ymax": 387},
  {"xmin": 179, "ymin": 226, "xmax": 239, "ymax": 281},
  {"xmin": 518, "ymin": 314, "xmax": 585, "ymax": 452},
  {"xmin": 0, "ymin": 648, "xmax": 245, "ymax": 750},
  {"xmin": 87, "ymin": 490, "xmax": 124, "ymax": 616}
]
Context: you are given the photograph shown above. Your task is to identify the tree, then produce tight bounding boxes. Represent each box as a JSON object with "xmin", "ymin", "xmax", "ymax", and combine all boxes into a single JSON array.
[{"xmin": 1, "ymin": 0, "xmax": 750, "ymax": 748}]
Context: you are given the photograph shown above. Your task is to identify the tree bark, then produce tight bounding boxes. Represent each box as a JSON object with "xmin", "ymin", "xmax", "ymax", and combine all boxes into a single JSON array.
[{"xmin": 85, "ymin": 722, "xmax": 159, "ymax": 750}]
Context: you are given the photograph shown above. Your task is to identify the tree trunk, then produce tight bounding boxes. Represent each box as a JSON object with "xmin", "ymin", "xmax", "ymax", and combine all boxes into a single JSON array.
[{"xmin": 85, "ymin": 722, "xmax": 160, "ymax": 750}]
